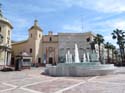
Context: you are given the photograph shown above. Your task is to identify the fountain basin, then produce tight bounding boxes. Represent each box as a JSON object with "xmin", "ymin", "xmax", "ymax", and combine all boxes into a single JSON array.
[{"xmin": 45, "ymin": 63, "xmax": 117, "ymax": 77}]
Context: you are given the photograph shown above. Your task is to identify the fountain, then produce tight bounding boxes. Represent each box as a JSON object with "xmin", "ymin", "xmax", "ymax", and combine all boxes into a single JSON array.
[
  {"xmin": 74, "ymin": 44, "xmax": 80, "ymax": 63},
  {"xmin": 66, "ymin": 50, "xmax": 73, "ymax": 63},
  {"xmin": 83, "ymin": 53, "xmax": 86, "ymax": 62},
  {"xmin": 45, "ymin": 43, "xmax": 116, "ymax": 77}
]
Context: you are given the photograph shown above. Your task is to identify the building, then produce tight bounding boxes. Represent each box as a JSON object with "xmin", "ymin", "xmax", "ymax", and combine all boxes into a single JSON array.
[
  {"xmin": 42, "ymin": 31, "xmax": 58, "ymax": 65},
  {"xmin": 58, "ymin": 33, "xmax": 95, "ymax": 62},
  {"xmin": 12, "ymin": 20, "xmax": 97, "ymax": 66},
  {"xmin": 0, "ymin": 6, "xmax": 13, "ymax": 66},
  {"xmin": 12, "ymin": 20, "xmax": 42, "ymax": 66}
]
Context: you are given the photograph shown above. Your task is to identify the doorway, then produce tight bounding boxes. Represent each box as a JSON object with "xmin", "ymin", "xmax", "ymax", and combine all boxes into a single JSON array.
[
  {"xmin": 11, "ymin": 57, "xmax": 15, "ymax": 66},
  {"xmin": 49, "ymin": 57, "xmax": 53, "ymax": 64},
  {"xmin": 38, "ymin": 58, "xmax": 41, "ymax": 64}
]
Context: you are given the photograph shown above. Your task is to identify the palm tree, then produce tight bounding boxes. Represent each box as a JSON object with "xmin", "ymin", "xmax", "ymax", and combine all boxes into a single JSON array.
[
  {"xmin": 105, "ymin": 42, "xmax": 112, "ymax": 64},
  {"xmin": 94, "ymin": 34, "xmax": 104, "ymax": 63},
  {"xmin": 112, "ymin": 29, "xmax": 125, "ymax": 64}
]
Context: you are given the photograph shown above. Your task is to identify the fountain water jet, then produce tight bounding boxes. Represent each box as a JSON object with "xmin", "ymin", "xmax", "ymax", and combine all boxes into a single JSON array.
[
  {"xmin": 45, "ymin": 43, "xmax": 117, "ymax": 77},
  {"xmin": 75, "ymin": 44, "xmax": 80, "ymax": 63},
  {"xmin": 66, "ymin": 50, "xmax": 72, "ymax": 63},
  {"xmin": 83, "ymin": 53, "xmax": 86, "ymax": 62}
]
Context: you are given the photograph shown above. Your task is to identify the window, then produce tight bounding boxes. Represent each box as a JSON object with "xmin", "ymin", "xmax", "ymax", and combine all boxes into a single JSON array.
[
  {"xmin": 7, "ymin": 37, "xmax": 10, "ymax": 44},
  {"xmin": 60, "ymin": 48, "xmax": 64, "ymax": 51},
  {"xmin": 30, "ymin": 48, "xmax": 32, "ymax": 53},
  {"xmin": 23, "ymin": 59, "xmax": 30, "ymax": 62},
  {"xmin": 60, "ymin": 48, "xmax": 64, "ymax": 52},
  {"xmin": 39, "ymin": 34, "xmax": 41, "ymax": 38},
  {"xmin": 80, "ymin": 48, "xmax": 83, "ymax": 50},
  {"xmin": 31, "ymin": 34, "xmax": 32, "ymax": 38},
  {"xmin": 7, "ymin": 39, "xmax": 9, "ymax": 44},
  {"xmin": 67, "ymin": 48, "xmax": 70, "ymax": 50},
  {"xmin": 49, "ymin": 37, "xmax": 52, "ymax": 42},
  {"xmin": 38, "ymin": 58, "xmax": 41, "ymax": 63},
  {"xmin": 8, "ymin": 30, "xmax": 10, "ymax": 35},
  {"xmin": 86, "ymin": 37, "xmax": 90, "ymax": 42}
]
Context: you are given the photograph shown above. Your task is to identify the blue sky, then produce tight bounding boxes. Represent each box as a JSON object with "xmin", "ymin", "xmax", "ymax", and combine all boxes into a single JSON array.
[{"xmin": 1, "ymin": 0, "xmax": 125, "ymax": 46}]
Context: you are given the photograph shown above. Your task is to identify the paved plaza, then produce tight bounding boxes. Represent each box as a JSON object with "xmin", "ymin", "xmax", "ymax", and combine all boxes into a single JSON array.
[{"xmin": 0, "ymin": 67, "xmax": 125, "ymax": 93}]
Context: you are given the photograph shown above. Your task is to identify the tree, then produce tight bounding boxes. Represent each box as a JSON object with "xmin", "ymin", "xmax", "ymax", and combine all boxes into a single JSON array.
[
  {"xmin": 105, "ymin": 42, "xmax": 112, "ymax": 63},
  {"xmin": 112, "ymin": 29, "xmax": 125, "ymax": 64},
  {"xmin": 94, "ymin": 34, "xmax": 104, "ymax": 63}
]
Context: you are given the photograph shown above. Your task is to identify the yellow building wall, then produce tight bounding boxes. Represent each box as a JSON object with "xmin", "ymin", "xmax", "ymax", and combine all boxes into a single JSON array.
[{"xmin": 0, "ymin": 20, "xmax": 12, "ymax": 65}]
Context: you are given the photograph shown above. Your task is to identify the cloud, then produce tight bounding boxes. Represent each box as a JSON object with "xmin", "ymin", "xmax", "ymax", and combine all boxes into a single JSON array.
[
  {"xmin": 61, "ymin": 0, "xmax": 125, "ymax": 13},
  {"xmin": 107, "ymin": 20, "xmax": 125, "ymax": 30},
  {"xmin": 62, "ymin": 24, "xmax": 82, "ymax": 32},
  {"xmin": 20, "ymin": 4, "xmax": 56, "ymax": 13},
  {"xmin": 7, "ymin": 0, "xmax": 125, "ymax": 14},
  {"xmin": 61, "ymin": 16, "xmax": 125, "ymax": 45},
  {"xmin": 11, "ymin": 18, "xmax": 29, "ymax": 29},
  {"xmin": 12, "ymin": 34, "xmax": 28, "ymax": 41},
  {"xmin": 95, "ymin": 18, "xmax": 125, "ymax": 30},
  {"xmin": 8, "ymin": 16, "xmax": 30, "ymax": 41}
]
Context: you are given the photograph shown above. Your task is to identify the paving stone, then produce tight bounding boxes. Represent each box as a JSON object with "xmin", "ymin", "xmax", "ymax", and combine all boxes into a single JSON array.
[
  {"xmin": 1, "ymin": 89, "xmax": 32, "ymax": 93},
  {"xmin": 63, "ymin": 82, "xmax": 125, "ymax": 93},
  {"xmin": 5, "ymin": 76, "xmax": 53, "ymax": 87},
  {"xmin": 0, "ymin": 83, "xmax": 13, "ymax": 92},
  {"xmin": 0, "ymin": 67, "xmax": 125, "ymax": 93},
  {"xmin": 94, "ymin": 74, "xmax": 125, "ymax": 84},
  {"xmin": 61, "ymin": 76, "xmax": 91, "ymax": 81},
  {"xmin": 26, "ymin": 79, "xmax": 81, "ymax": 93}
]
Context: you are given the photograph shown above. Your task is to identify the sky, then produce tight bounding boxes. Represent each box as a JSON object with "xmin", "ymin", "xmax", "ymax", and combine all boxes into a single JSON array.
[{"xmin": 1, "ymin": 0, "xmax": 125, "ymax": 46}]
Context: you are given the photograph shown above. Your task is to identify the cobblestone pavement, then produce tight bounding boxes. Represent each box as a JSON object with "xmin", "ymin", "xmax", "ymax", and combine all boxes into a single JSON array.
[{"xmin": 0, "ymin": 67, "xmax": 125, "ymax": 93}]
